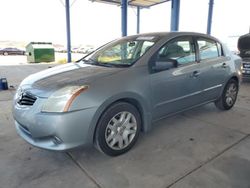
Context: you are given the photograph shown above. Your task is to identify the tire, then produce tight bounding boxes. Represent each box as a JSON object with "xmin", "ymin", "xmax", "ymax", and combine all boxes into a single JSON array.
[
  {"xmin": 95, "ymin": 102, "xmax": 141, "ymax": 156},
  {"xmin": 3, "ymin": 52, "xmax": 8, "ymax": 56},
  {"xmin": 215, "ymin": 79, "xmax": 239, "ymax": 110}
]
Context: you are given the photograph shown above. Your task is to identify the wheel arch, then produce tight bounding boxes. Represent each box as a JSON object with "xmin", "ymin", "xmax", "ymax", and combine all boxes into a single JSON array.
[
  {"xmin": 88, "ymin": 93, "xmax": 152, "ymax": 144},
  {"xmin": 230, "ymin": 75, "xmax": 239, "ymax": 85},
  {"xmin": 215, "ymin": 75, "xmax": 239, "ymax": 110},
  {"xmin": 213, "ymin": 73, "xmax": 240, "ymax": 106},
  {"xmin": 219, "ymin": 75, "xmax": 239, "ymax": 95}
]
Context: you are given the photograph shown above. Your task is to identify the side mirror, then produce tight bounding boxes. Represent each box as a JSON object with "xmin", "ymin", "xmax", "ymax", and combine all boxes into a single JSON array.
[{"xmin": 152, "ymin": 59, "xmax": 178, "ymax": 72}]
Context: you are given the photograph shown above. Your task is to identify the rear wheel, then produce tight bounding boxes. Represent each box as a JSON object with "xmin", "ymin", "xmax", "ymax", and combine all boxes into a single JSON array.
[
  {"xmin": 95, "ymin": 102, "xmax": 141, "ymax": 156},
  {"xmin": 215, "ymin": 79, "xmax": 238, "ymax": 110},
  {"xmin": 3, "ymin": 52, "xmax": 8, "ymax": 56}
]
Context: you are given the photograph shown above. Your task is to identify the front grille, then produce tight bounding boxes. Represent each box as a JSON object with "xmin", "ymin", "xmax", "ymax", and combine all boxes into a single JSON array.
[{"xmin": 17, "ymin": 92, "xmax": 37, "ymax": 106}]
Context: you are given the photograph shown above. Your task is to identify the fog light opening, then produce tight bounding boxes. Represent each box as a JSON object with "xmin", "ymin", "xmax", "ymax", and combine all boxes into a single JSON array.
[{"xmin": 53, "ymin": 136, "xmax": 62, "ymax": 145}]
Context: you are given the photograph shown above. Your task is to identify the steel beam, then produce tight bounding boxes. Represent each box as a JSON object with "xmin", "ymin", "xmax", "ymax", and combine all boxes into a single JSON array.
[
  {"xmin": 137, "ymin": 7, "xmax": 140, "ymax": 34},
  {"xmin": 207, "ymin": 0, "xmax": 214, "ymax": 35},
  {"xmin": 121, "ymin": 0, "xmax": 128, "ymax": 36},
  {"xmin": 170, "ymin": 0, "xmax": 180, "ymax": 31},
  {"xmin": 65, "ymin": 0, "xmax": 72, "ymax": 62}
]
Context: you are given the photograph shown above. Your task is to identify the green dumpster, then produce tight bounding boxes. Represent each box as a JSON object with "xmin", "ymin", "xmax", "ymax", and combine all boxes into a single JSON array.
[{"xmin": 26, "ymin": 42, "xmax": 55, "ymax": 63}]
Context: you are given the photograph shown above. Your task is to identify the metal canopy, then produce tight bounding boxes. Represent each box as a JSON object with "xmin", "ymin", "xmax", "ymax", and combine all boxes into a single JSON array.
[
  {"xmin": 65, "ymin": 0, "xmax": 215, "ymax": 62},
  {"xmin": 90, "ymin": 0, "xmax": 170, "ymax": 8}
]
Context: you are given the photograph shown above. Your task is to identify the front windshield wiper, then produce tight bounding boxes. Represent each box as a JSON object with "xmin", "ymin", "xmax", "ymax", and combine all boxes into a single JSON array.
[
  {"xmin": 80, "ymin": 58, "xmax": 94, "ymax": 64},
  {"xmin": 81, "ymin": 59, "xmax": 116, "ymax": 67},
  {"xmin": 81, "ymin": 59, "xmax": 131, "ymax": 68}
]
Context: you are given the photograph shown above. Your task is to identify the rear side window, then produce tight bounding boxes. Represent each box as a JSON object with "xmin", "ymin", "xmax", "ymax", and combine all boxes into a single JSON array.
[{"xmin": 198, "ymin": 38, "xmax": 222, "ymax": 60}]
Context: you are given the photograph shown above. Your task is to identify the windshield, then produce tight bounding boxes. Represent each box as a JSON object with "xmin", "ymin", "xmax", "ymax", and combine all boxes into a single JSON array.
[{"xmin": 83, "ymin": 36, "xmax": 158, "ymax": 67}]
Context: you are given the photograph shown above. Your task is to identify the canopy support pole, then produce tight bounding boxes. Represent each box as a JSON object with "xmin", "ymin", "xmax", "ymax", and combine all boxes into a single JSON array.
[
  {"xmin": 207, "ymin": 0, "xmax": 214, "ymax": 35},
  {"xmin": 137, "ymin": 6, "xmax": 140, "ymax": 34},
  {"xmin": 65, "ymin": 0, "xmax": 72, "ymax": 62},
  {"xmin": 170, "ymin": 0, "xmax": 180, "ymax": 31},
  {"xmin": 121, "ymin": 0, "xmax": 128, "ymax": 36}
]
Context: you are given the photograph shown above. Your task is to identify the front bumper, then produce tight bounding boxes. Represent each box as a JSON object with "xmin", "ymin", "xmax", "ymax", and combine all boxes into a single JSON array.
[{"xmin": 13, "ymin": 97, "xmax": 98, "ymax": 151}]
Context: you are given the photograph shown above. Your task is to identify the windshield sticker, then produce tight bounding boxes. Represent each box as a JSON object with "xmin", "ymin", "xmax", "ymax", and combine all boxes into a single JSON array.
[{"xmin": 136, "ymin": 36, "xmax": 155, "ymax": 41}]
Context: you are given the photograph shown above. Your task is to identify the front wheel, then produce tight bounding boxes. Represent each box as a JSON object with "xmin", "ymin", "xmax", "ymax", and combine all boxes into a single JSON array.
[
  {"xmin": 215, "ymin": 79, "xmax": 239, "ymax": 110},
  {"xmin": 95, "ymin": 102, "xmax": 141, "ymax": 156}
]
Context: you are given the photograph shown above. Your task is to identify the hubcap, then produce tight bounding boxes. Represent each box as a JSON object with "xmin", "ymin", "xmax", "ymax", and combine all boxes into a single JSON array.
[
  {"xmin": 105, "ymin": 111, "xmax": 137, "ymax": 150},
  {"xmin": 225, "ymin": 83, "xmax": 237, "ymax": 106}
]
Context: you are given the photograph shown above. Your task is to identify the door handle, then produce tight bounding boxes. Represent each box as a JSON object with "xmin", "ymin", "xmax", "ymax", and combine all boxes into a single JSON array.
[
  {"xmin": 191, "ymin": 70, "xmax": 200, "ymax": 78},
  {"xmin": 222, "ymin": 62, "xmax": 227, "ymax": 68}
]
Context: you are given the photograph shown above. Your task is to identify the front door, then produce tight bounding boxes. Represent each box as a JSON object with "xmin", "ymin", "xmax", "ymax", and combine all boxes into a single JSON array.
[{"xmin": 149, "ymin": 37, "xmax": 204, "ymax": 120}]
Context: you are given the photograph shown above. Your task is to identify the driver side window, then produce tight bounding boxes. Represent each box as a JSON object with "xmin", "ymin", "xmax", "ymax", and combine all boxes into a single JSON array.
[{"xmin": 157, "ymin": 38, "xmax": 195, "ymax": 65}]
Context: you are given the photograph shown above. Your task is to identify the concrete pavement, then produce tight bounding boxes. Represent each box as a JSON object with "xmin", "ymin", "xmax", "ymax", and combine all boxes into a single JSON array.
[{"xmin": 0, "ymin": 64, "xmax": 250, "ymax": 188}]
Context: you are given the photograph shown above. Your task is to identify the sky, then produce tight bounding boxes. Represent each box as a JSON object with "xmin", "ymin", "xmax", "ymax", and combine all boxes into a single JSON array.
[{"xmin": 0, "ymin": 0, "xmax": 249, "ymax": 48}]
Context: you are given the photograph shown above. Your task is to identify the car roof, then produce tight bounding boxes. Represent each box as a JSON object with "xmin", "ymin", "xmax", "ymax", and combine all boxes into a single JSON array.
[{"xmin": 123, "ymin": 32, "xmax": 221, "ymax": 43}]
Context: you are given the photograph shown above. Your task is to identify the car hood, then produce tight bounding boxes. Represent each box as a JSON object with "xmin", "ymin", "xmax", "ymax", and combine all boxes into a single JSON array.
[
  {"xmin": 20, "ymin": 62, "xmax": 123, "ymax": 97},
  {"xmin": 238, "ymin": 33, "xmax": 250, "ymax": 58}
]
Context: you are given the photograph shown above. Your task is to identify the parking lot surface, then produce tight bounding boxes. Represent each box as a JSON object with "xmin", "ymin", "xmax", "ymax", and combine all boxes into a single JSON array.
[
  {"xmin": 0, "ymin": 64, "xmax": 250, "ymax": 188},
  {"xmin": 0, "ymin": 53, "xmax": 84, "ymax": 66}
]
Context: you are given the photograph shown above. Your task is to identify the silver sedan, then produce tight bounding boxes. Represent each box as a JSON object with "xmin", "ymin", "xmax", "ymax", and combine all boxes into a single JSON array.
[{"xmin": 13, "ymin": 32, "xmax": 242, "ymax": 156}]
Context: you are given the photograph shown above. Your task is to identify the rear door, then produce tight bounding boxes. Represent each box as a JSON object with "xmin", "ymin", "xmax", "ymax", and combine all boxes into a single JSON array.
[{"xmin": 195, "ymin": 37, "xmax": 230, "ymax": 100}]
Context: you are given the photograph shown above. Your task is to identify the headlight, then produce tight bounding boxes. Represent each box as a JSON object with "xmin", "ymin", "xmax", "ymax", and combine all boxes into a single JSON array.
[{"xmin": 41, "ymin": 85, "xmax": 89, "ymax": 113}]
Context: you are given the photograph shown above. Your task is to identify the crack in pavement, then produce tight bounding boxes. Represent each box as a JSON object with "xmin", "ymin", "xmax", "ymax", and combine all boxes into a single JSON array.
[
  {"xmin": 66, "ymin": 152, "xmax": 103, "ymax": 188},
  {"xmin": 165, "ymin": 134, "xmax": 250, "ymax": 188}
]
